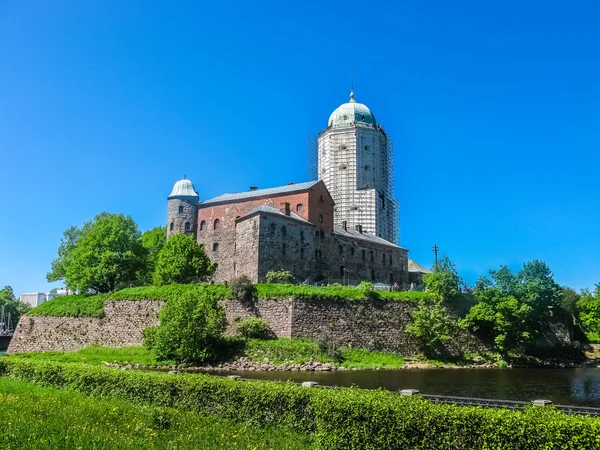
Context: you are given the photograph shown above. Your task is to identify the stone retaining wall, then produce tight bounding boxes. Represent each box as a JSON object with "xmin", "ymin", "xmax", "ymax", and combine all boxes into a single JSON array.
[{"xmin": 8, "ymin": 298, "xmax": 483, "ymax": 356}]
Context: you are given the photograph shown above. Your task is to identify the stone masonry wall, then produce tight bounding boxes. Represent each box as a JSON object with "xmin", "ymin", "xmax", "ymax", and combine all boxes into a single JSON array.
[
  {"xmin": 7, "ymin": 301, "xmax": 164, "ymax": 354},
  {"xmin": 8, "ymin": 298, "xmax": 484, "ymax": 356}
]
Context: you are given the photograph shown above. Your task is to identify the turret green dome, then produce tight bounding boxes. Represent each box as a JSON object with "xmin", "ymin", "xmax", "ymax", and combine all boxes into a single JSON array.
[
  {"xmin": 168, "ymin": 178, "xmax": 199, "ymax": 200},
  {"xmin": 328, "ymin": 91, "xmax": 376, "ymax": 129}
]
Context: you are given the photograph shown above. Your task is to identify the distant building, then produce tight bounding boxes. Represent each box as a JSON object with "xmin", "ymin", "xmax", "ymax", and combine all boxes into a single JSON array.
[{"xmin": 19, "ymin": 289, "xmax": 71, "ymax": 308}]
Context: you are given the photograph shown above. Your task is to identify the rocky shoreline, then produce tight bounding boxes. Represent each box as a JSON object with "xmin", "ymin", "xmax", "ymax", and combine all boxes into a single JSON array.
[{"xmin": 102, "ymin": 356, "xmax": 600, "ymax": 372}]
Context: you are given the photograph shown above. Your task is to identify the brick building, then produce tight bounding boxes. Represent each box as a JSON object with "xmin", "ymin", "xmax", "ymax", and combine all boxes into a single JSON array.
[{"xmin": 165, "ymin": 91, "xmax": 429, "ymax": 286}]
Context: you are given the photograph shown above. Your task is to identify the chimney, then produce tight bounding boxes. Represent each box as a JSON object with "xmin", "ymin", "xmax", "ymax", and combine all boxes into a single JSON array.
[
  {"xmin": 283, "ymin": 202, "xmax": 291, "ymax": 216},
  {"xmin": 342, "ymin": 221, "xmax": 347, "ymax": 231},
  {"xmin": 355, "ymin": 224, "xmax": 363, "ymax": 233},
  {"xmin": 249, "ymin": 185, "xmax": 258, "ymax": 191},
  {"xmin": 287, "ymin": 182, "xmax": 295, "ymax": 185}
]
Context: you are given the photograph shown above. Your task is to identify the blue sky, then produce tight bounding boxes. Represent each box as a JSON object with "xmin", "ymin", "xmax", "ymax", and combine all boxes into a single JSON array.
[{"xmin": 1, "ymin": 1, "xmax": 599, "ymax": 295}]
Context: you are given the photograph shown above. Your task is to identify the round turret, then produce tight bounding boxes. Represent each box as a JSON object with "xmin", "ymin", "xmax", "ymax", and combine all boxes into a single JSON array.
[{"xmin": 167, "ymin": 178, "xmax": 199, "ymax": 238}]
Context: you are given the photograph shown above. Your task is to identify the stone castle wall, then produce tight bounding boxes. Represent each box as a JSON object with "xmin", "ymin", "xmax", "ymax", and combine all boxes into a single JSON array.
[{"xmin": 8, "ymin": 298, "xmax": 483, "ymax": 356}]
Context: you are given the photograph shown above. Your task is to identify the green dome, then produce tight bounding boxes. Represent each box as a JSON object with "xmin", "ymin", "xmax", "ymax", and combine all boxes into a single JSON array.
[
  {"xmin": 168, "ymin": 178, "xmax": 199, "ymax": 199},
  {"xmin": 328, "ymin": 91, "xmax": 376, "ymax": 129}
]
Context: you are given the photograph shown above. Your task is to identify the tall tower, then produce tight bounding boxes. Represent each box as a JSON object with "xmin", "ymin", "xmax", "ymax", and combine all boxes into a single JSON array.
[
  {"xmin": 167, "ymin": 178, "xmax": 199, "ymax": 238},
  {"xmin": 317, "ymin": 91, "xmax": 398, "ymax": 243}
]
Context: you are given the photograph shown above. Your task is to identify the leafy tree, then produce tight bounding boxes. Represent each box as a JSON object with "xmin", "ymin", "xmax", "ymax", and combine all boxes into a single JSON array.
[
  {"xmin": 423, "ymin": 255, "xmax": 462, "ymax": 300},
  {"xmin": 153, "ymin": 234, "xmax": 214, "ymax": 285},
  {"xmin": 561, "ymin": 287, "xmax": 581, "ymax": 324},
  {"xmin": 406, "ymin": 300, "xmax": 456, "ymax": 358},
  {"xmin": 461, "ymin": 261, "xmax": 562, "ymax": 358},
  {"xmin": 578, "ymin": 284, "xmax": 600, "ymax": 334},
  {"xmin": 265, "ymin": 270, "xmax": 295, "ymax": 284},
  {"xmin": 144, "ymin": 290, "xmax": 226, "ymax": 363},
  {"xmin": 55, "ymin": 213, "xmax": 146, "ymax": 293},
  {"xmin": 0, "ymin": 286, "xmax": 30, "ymax": 327},
  {"xmin": 140, "ymin": 226, "xmax": 167, "ymax": 282}
]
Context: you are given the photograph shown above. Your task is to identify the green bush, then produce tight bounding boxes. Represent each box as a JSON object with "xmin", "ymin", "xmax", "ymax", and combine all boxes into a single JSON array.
[
  {"xmin": 406, "ymin": 301, "xmax": 457, "ymax": 359},
  {"xmin": 0, "ymin": 359, "xmax": 599, "ymax": 449},
  {"xmin": 144, "ymin": 290, "xmax": 226, "ymax": 363},
  {"xmin": 228, "ymin": 276, "xmax": 256, "ymax": 304},
  {"xmin": 234, "ymin": 318, "xmax": 273, "ymax": 339},
  {"xmin": 265, "ymin": 270, "xmax": 295, "ymax": 284}
]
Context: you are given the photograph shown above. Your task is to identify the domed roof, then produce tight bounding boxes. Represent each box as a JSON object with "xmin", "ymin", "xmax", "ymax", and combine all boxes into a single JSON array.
[
  {"xmin": 328, "ymin": 91, "xmax": 376, "ymax": 129},
  {"xmin": 168, "ymin": 178, "xmax": 199, "ymax": 199}
]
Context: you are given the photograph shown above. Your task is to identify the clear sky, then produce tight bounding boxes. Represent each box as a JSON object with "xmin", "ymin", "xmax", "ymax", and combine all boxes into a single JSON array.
[{"xmin": 1, "ymin": 1, "xmax": 599, "ymax": 296}]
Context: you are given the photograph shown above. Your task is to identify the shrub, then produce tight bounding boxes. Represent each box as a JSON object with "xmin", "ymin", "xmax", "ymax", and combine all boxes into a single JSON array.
[
  {"xmin": 234, "ymin": 317, "xmax": 273, "ymax": 339},
  {"xmin": 144, "ymin": 290, "xmax": 226, "ymax": 363},
  {"xmin": 265, "ymin": 270, "xmax": 295, "ymax": 284},
  {"xmin": 357, "ymin": 281, "xmax": 380, "ymax": 300},
  {"xmin": 316, "ymin": 334, "xmax": 342, "ymax": 362},
  {"xmin": 0, "ymin": 359, "xmax": 599, "ymax": 449},
  {"xmin": 228, "ymin": 276, "xmax": 256, "ymax": 304},
  {"xmin": 406, "ymin": 300, "xmax": 457, "ymax": 359}
]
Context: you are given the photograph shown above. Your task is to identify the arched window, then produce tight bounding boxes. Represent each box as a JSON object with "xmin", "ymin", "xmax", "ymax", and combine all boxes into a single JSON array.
[
  {"xmin": 170, "ymin": 222, "xmax": 174, "ymax": 231},
  {"xmin": 296, "ymin": 204, "xmax": 304, "ymax": 212},
  {"xmin": 178, "ymin": 205, "xmax": 184, "ymax": 214},
  {"xmin": 319, "ymin": 195, "xmax": 324, "ymax": 204},
  {"xmin": 200, "ymin": 220, "xmax": 207, "ymax": 231},
  {"xmin": 184, "ymin": 222, "xmax": 191, "ymax": 232},
  {"xmin": 319, "ymin": 214, "xmax": 324, "ymax": 223},
  {"xmin": 213, "ymin": 219, "xmax": 220, "ymax": 230},
  {"xmin": 213, "ymin": 242, "xmax": 219, "ymax": 251}
]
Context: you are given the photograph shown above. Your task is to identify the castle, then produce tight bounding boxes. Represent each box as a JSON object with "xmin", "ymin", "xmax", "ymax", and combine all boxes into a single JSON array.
[{"xmin": 166, "ymin": 92, "xmax": 424, "ymax": 286}]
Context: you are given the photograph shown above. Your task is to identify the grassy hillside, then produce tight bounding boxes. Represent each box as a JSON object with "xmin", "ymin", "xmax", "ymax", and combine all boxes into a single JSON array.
[{"xmin": 27, "ymin": 284, "xmax": 431, "ymax": 318}]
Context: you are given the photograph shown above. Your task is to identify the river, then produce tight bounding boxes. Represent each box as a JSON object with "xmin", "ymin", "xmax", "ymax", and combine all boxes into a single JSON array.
[{"xmin": 210, "ymin": 368, "xmax": 600, "ymax": 407}]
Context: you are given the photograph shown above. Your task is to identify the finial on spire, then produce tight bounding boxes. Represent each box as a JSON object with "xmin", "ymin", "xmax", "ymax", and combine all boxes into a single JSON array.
[
  {"xmin": 183, "ymin": 174, "xmax": 186, "ymax": 180},
  {"xmin": 349, "ymin": 90, "xmax": 355, "ymax": 102},
  {"xmin": 350, "ymin": 65, "xmax": 355, "ymax": 102}
]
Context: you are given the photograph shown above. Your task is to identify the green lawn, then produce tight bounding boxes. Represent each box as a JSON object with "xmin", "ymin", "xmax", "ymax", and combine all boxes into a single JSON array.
[
  {"xmin": 0, "ymin": 377, "xmax": 312, "ymax": 450},
  {"xmin": 28, "ymin": 284, "xmax": 432, "ymax": 318}
]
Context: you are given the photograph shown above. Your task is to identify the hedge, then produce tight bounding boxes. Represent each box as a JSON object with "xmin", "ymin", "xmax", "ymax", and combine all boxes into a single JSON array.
[{"xmin": 0, "ymin": 358, "xmax": 598, "ymax": 449}]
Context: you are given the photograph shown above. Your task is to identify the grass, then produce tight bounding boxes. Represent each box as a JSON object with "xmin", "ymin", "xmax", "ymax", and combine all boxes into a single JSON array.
[
  {"xmin": 10, "ymin": 345, "xmax": 174, "ymax": 367},
  {"xmin": 28, "ymin": 283, "xmax": 433, "ymax": 318},
  {"xmin": 0, "ymin": 377, "xmax": 312, "ymax": 450},
  {"xmin": 245, "ymin": 338, "xmax": 405, "ymax": 368},
  {"xmin": 12, "ymin": 340, "xmax": 406, "ymax": 370}
]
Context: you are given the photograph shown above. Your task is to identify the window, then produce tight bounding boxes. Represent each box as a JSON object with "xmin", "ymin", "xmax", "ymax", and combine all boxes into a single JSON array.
[
  {"xmin": 282, "ymin": 243, "xmax": 286, "ymax": 255},
  {"xmin": 362, "ymin": 249, "xmax": 366, "ymax": 260},
  {"xmin": 319, "ymin": 195, "xmax": 324, "ymax": 204},
  {"xmin": 389, "ymin": 255, "xmax": 392, "ymax": 265},
  {"xmin": 213, "ymin": 243, "xmax": 219, "ymax": 251},
  {"xmin": 315, "ymin": 249, "xmax": 322, "ymax": 259},
  {"xmin": 350, "ymin": 247, "xmax": 355, "ymax": 256},
  {"xmin": 184, "ymin": 222, "xmax": 191, "ymax": 232},
  {"xmin": 319, "ymin": 214, "xmax": 324, "ymax": 223},
  {"xmin": 214, "ymin": 219, "xmax": 220, "ymax": 230},
  {"xmin": 300, "ymin": 231, "xmax": 304, "ymax": 241},
  {"xmin": 170, "ymin": 222, "xmax": 174, "ymax": 231},
  {"xmin": 320, "ymin": 230, "xmax": 324, "ymax": 239},
  {"xmin": 371, "ymin": 269, "xmax": 375, "ymax": 281},
  {"xmin": 315, "ymin": 230, "xmax": 319, "ymax": 237},
  {"xmin": 300, "ymin": 248, "xmax": 304, "ymax": 259},
  {"xmin": 382, "ymin": 253, "xmax": 386, "ymax": 264},
  {"xmin": 370, "ymin": 251, "xmax": 374, "ymax": 262},
  {"xmin": 178, "ymin": 205, "xmax": 184, "ymax": 214},
  {"xmin": 340, "ymin": 266, "xmax": 345, "ymax": 277},
  {"xmin": 269, "ymin": 223, "xmax": 276, "ymax": 233},
  {"xmin": 389, "ymin": 273, "xmax": 394, "ymax": 283},
  {"xmin": 200, "ymin": 220, "xmax": 207, "ymax": 231},
  {"xmin": 338, "ymin": 245, "xmax": 343, "ymax": 254},
  {"xmin": 282, "ymin": 226, "xmax": 287, "ymax": 237},
  {"xmin": 296, "ymin": 204, "xmax": 304, "ymax": 212}
]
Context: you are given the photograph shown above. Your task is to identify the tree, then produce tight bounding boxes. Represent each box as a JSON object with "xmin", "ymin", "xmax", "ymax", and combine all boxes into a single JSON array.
[
  {"xmin": 406, "ymin": 300, "xmax": 456, "ymax": 358},
  {"xmin": 265, "ymin": 270, "xmax": 295, "ymax": 284},
  {"xmin": 54, "ymin": 213, "xmax": 146, "ymax": 293},
  {"xmin": 423, "ymin": 255, "xmax": 462, "ymax": 300},
  {"xmin": 578, "ymin": 284, "xmax": 600, "ymax": 335},
  {"xmin": 153, "ymin": 233, "xmax": 214, "ymax": 285},
  {"xmin": 143, "ymin": 290, "xmax": 226, "ymax": 363},
  {"xmin": 0, "ymin": 286, "xmax": 30, "ymax": 327},
  {"xmin": 140, "ymin": 226, "xmax": 167, "ymax": 283}
]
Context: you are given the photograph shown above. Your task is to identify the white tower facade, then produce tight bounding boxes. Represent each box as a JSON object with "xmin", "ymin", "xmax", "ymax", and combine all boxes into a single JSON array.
[{"xmin": 317, "ymin": 92, "xmax": 398, "ymax": 243}]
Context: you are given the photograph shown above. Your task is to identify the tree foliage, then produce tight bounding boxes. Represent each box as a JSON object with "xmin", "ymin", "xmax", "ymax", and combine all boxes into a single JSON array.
[
  {"xmin": 143, "ymin": 290, "xmax": 226, "ymax": 363},
  {"xmin": 265, "ymin": 270, "xmax": 295, "ymax": 284},
  {"xmin": 406, "ymin": 300, "xmax": 456, "ymax": 358},
  {"xmin": 578, "ymin": 284, "xmax": 600, "ymax": 334},
  {"xmin": 139, "ymin": 226, "xmax": 167, "ymax": 283},
  {"xmin": 460, "ymin": 260, "xmax": 561, "ymax": 357},
  {"xmin": 423, "ymin": 255, "xmax": 462, "ymax": 300},
  {"xmin": 0, "ymin": 286, "xmax": 30, "ymax": 327},
  {"xmin": 153, "ymin": 234, "xmax": 214, "ymax": 285}
]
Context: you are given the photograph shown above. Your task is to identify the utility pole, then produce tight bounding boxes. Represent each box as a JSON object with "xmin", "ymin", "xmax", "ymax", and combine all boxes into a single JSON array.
[{"xmin": 432, "ymin": 245, "xmax": 439, "ymax": 268}]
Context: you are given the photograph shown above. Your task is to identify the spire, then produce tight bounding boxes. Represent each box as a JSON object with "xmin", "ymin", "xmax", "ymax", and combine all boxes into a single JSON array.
[{"xmin": 349, "ymin": 90, "xmax": 355, "ymax": 103}]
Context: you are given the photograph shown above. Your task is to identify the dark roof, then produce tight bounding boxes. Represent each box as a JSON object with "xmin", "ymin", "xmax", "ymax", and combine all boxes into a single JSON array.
[
  {"xmin": 333, "ymin": 225, "xmax": 407, "ymax": 251},
  {"xmin": 200, "ymin": 181, "xmax": 320, "ymax": 205},
  {"xmin": 236, "ymin": 204, "xmax": 313, "ymax": 226},
  {"xmin": 408, "ymin": 259, "xmax": 432, "ymax": 273}
]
